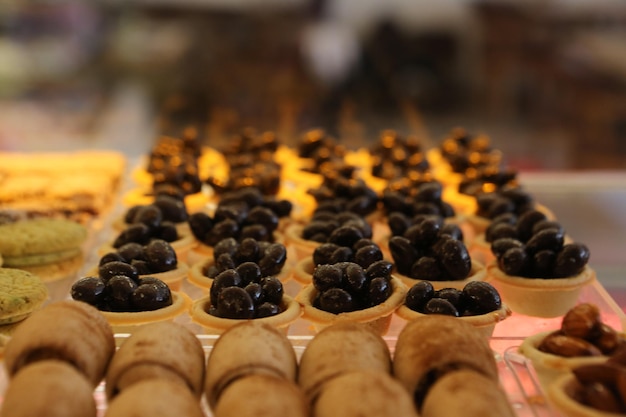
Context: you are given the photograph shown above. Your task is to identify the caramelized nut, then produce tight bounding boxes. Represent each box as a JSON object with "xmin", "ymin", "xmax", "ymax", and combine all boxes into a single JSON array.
[
  {"xmin": 592, "ymin": 323, "xmax": 624, "ymax": 355},
  {"xmin": 538, "ymin": 334, "xmax": 602, "ymax": 358},
  {"xmin": 562, "ymin": 303, "xmax": 600, "ymax": 339},
  {"xmin": 573, "ymin": 363, "xmax": 626, "ymax": 386},
  {"xmin": 609, "ymin": 346, "xmax": 626, "ymax": 367},
  {"xmin": 616, "ymin": 369, "xmax": 626, "ymax": 404},
  {"xmin": 581, "ymin": 382, "xmax": 624, "ymax": 413}
]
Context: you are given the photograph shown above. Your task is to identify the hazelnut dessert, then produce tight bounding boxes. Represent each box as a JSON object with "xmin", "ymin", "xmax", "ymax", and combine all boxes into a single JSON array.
[
  {"xmin": 387, "ymin": 214, "xmax": 486, "ymax": 290},
  {"xmin": 73, "ymin": 256, "xmax": 191, "ymax": 333},
  {"xmin": 396, "ymin": 280, "xmax": 511, "ymax": 338},
  {"xmin": 547, "ymin": 358, "xmax": 626, "ymax": 416},
  {"xmin": 292, "ymin": 237, "xmax": 385, "ymax": 285},
  {"xmin": 189, "ymin": 265, "xmax": 301, "ymax": 334},
  {"xmin": 487, "ymin": 212, "xmax": 594, "ymax": 317},
  {"xmin": 96, "ymin": 239, "xmax": 189, "ymax": 290},
  {"xmin": 295, "ymin": 260, "xmax": 406, "ymax": 335},
  {"xmin": 187, "ymin": 187, "xmax": 289, "ymax": 264},
  {"xmin": 188, "ymin": 237, "xmax": 289, "ymax": 293},
  {"xmin": 285, "ymin": 210, "xmax": 373, "ymax": 262},
  {"xmin": 519, "ymin": 303, "xmax": 626, "ymax": 388}
]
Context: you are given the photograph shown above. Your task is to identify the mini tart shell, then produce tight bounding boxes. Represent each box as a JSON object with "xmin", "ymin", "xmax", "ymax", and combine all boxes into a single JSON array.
[
  {"xmin": 395, "ymin": 259, "xmax": 487, "ymax": 291},
  {"xmin": 547, "ymin": 373, "xmax": 625, "ymax": 417},
  {"xmin": 292, "ymin": 258, "xmax": 315, "ymax": 285},
  {"xmin": 295, "ymin": 275, "xmax": 407, "ymax": 336},
  {"xmin": 190, "ymin": 294, "xmax": 302, "ymax": 335},
  {"xmin": 395, "ymin": 302, "xmax": 511, "ymax": 339},
  {"xmin": 284, "ymin": 223, "xmax": 320, "ymax": 263},
  {"xmin": 100, "ymin": 291, "xmax": 191, "ymax": 334},
  {"xmin": 518, "ymin": 330, "xmax": 610, "ymax": 388},
  {"xmin": 487, "ymin": 264, "xmax": 595, "ymax": 318}
]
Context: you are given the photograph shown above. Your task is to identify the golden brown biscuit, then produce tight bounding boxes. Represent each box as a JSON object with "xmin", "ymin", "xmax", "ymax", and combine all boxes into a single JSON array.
[
  {"xmin": 298, "ymin": 322, "xmax": 392, "ymax": 399},
  {"xmin": 213, "ymin": 374, "xmax": 309, "ymax": 417},
  {"xmin": 105, "ymin": 321, "xmax": 205, "ymax": 399},
  {"xmin": 0, "ymin": 360, "xmax": 96, "ymax": 417},
  {"xmin": 393, "ymin": 315, "xmax": 498, "ymax": 408},
  {"xmin": 204, "ymin": 321, "xmax": 297, "ymax": 408},
  {"xmin": 3, "ymin": 300, "xmax": 115, "ymax": 387},
  {"xmin": 421, "ymin": 369, "xmax": 515, "ymax": 417},
  {"xmin": 104, "ymin": 379, "xmax": 205, "ymax": 417}
]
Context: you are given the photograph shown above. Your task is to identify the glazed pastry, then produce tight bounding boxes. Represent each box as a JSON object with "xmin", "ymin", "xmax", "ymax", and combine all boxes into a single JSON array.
[
  {"xmin": 421, "ymin": 369, "xmax": 515, "ymax": 417},
  {"xmin": 298, "ymin": 322, "xmax": 392, "ymax": 399},
  {"xmin": 393, "ymin": 315, "xmax": 498, "ymax": 408},
  {"xmin": 0, "ymin": 360, "xmax": 96, "ymax": 417},
  {"xmin": 104, "ymin": 379, "xmax": 205, "ymax": 417},
  {"xmin": 312, "ymin": 370, "xmax": 418, "ymax": 417},
  {"xmin": 105, "ymin": 321, "xmax": 205, "ymax": 399},
  {"xmin": 204, "ymin": 321, "xmax": 298, "ymax": 408},
  {"xmin": 3, "ymin": 300, "xmax": 115, "ymax": 387},
  {"xmin": 213, "ymin": 374, "xmax": 309, "ymax": 417}
]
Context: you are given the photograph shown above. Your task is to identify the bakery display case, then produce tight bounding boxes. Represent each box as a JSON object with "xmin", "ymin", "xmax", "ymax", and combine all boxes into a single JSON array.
[{"xmin": 1, "ymin": 0, "xmax": 626, "ymax": 416}]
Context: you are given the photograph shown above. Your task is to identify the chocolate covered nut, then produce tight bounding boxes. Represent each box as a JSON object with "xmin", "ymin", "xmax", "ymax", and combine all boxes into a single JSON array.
[{"xmin": 592, "ymin": 323, "xmax": 624, "ymax": 354}]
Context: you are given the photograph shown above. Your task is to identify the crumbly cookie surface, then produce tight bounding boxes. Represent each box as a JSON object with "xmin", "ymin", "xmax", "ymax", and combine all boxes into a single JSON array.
[
  {"xmin": 0, "ymin": 218, "xmax": 87, "ymax": 257},
  {"xmin": 0, "ymin": 268, "xmax": 48, "ymax": 321}
]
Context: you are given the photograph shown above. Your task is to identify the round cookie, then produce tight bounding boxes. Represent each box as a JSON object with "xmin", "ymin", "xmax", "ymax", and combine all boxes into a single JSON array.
[
  {"xmin": 0, "ymin": 219, "xmax": 87, "ymax": 286},
  {"xmin": 104, "ymin": 379, "xmax": 205, "ymax": 417},
  {"xmin": 0, "ymin": 360, "xmax": 97, "ymax": 417},
  {"xmin": 0, "ymin": 218, "xmax": 87, "ymax": 259},
  {"xmin": 298, "ymin": 322, "xmax": 392, "ymax": 399},
  {"xmin": 213, "ymin": 374, "xmax": 309, "ymax": 417},
  {"xmin": 313, "ymin": 370, "xmax": 419, "ymax": 417},
  {"xmin": 0, "ymin": 268, "xmax": 48, "ymax": 325},
  {"xmin": 3, "ymin": 300, "xmax": 115, "ymax": 387},
  {"xmin": 105, "ymin": 321, "xmax": 205, "ymax": 399}
]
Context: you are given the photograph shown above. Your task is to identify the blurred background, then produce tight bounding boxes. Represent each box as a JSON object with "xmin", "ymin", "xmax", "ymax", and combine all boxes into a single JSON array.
[
  {"xmin": 0, "ymin": 0, "xmax": 625, "ymax": 292},
  {"xmin": 1, "ymin": 0, "xmax": 625, "ymax": 169}
]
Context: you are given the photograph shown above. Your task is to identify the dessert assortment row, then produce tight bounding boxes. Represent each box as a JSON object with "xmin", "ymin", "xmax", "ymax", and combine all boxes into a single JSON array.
[
  {"xmin": 0, "ymin": 127, "xmax": 616, "ymax": 416},
  {"xmin": 0, "ymin": 300, "xmax": 516, "ymax": 417}
]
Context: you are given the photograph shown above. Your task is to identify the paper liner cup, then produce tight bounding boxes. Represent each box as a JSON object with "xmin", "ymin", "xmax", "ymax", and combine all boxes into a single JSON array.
[
  {"xmin": 100, "ymin": 292, "xmax": 192, "ymax": 334},
  {"xmin": 295, "ymin": 276, "xmax": 407, "ymax": 336},
  {"xmin": 488, "ymin": 264, "xmax": 596, "ymax": 318},
  {"xmin": 395, "ymin": 302, "xmax": 511, "ymax": 339},
  {"xmin": 395, "ymin": 260, "xmax": 487, "ymax": 291},
  {"xmin": 518, "ymin": 330, "xmax": 609, "ymax": 389},
  {"xmin": 190, "ymin": 294, "xmax": 301, "ymax": 335}
]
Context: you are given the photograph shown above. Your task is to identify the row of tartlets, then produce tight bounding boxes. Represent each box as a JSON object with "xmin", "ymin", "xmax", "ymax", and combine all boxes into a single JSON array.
[{"xmin": 0, "ymin": 126, "xmax": 610, "ymax": 416}]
